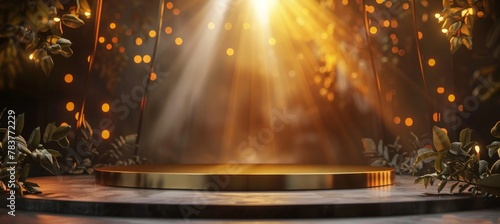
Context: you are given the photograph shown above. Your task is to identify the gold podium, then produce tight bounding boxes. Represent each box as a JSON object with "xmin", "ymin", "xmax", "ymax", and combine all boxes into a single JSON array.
[{"xmin": 95, "ymin": 164, "xmax": 394, "ymax": 190}]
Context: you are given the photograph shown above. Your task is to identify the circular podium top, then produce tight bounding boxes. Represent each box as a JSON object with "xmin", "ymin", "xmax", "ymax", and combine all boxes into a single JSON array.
[{"xmin": 95, "ymin": 164, "xmax": 394, "ymax": 190}]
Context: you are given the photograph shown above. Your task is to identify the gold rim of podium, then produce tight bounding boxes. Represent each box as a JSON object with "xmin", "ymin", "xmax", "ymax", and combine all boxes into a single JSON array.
[{"xmin": 95, "ymin": 164, "xmax": 395, "ymax": 190}]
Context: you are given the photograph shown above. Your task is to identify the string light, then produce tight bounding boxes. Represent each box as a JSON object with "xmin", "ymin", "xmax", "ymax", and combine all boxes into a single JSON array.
[
  {"xmin": 165, "ymin": 26, "xmax": 172, "ymax": 34},
  {"xmin": 393, "ymin": 116, "xmax": 401, "ymax": 124},
  {"xmin": 428, "ymin": 58, "xmax": 436, "ymax": 66},
  {"xmin": 66, "ymin": 102, "xmax": 75, "ymax": 111},
  {"xmin": 135, "ymin": 38, "xmax": 143, "ymax": 46},
  {"xmin": 149, "ymin": 30, "xmax": 157, "ymax": 37},
  {"xmin": 405, "ymin": 118, "xmax": 413, "ymax": 127},
  {"xmin": 175, "ymin": 37, "xmax": 183, "ymax": 45},
  {"xmin": 64, "ymin": 74, "xmax": 73, "ymax": 83},
  {"xmin": 226, "ymin": 48, "xmax": 234, "ymax": 56},
  {"xmin": 101, "ymin": 130, "xmax": 110, "ymax": 139},
  {"xmin": 448, "ymin": 94, "xmax": 456, "ymax": 102},
  {"xmin": 102, "ymin": 103, "xmax": 110, "ymax": 112},
  {"xmin": 143, "ymin": 55, "xmax": 151, "ymax": 63}
]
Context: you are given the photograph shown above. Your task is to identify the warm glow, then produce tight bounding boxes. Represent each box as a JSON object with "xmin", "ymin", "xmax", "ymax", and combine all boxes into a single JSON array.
[
  {"xmin": 53, "ymin": 17, "xmax": 61, "ymax": 22},
  {"xmin": 251, "ymin": 0, "xmax": 277, "ymax": 23},
  {"xmin": 393, "ymin": 116, "xmax": 401, "ymax": 124},
  {"xmin": 441, "ymin": 128, "xmax": 448, "ymax": 134},
  {"xmin": 165, "ymin": 26, "xmax": 172, "ymax": 34},
  {"xmin": 458, "ymin": 104, "xmax": 464, "ymax": 112},
  {"xmin": 149, "ymin": 30, "xmax": 157, "ymax": 37},
  {"xmin": 434, "ymin": 13, "xmax": 441, "ymax": 18},
  {"xmin": 166, "ymin": 2, "xmax": 173, "ymax": 9},
  {"xmin": 64, "ymin": 74, "xmax": 73, "ymax": 83},
  {"xmin": 402, "ymin": 3, "xmax": 409, "ymax": 9},
  {"xmin": 74, "ymin": 112, "xmax": 80, "ymax": 120},
  {"xmin": 369, "ymin": 26, "xmax": 378, "ymax": 34},
  {"xmin": 101, "ymin": 130, "xmax": 110, "ymax": 139},
  {"xmin": 29, "ymin": 53, "xmax": 34, "ymax": 60},
  {"xmin": 448, "ymin": 94, "xmax": 456, "ymax": 102},
  {"xmin": 226, "ymin": 48, "xmax": 234, "ymax": 56},
  {"xmin": 418, "ymin": 31, "xmax": 423, "ymax": 39},
  {"xmin": 432, "ymin": 112, "xmax": 440, "ymax": 122},
  {"xmin": 208, "ymin": 22, "xmax": 215, "ymax": 30},
  {"xmin": 61, "ymin": 122, "xmax": 69, "ymax": 127},
  {"xmin": 441, "ymin": 28, "xmax": 448, "ymax": 33},
  {"xmin": 269, "ymin": 37, "xmax": 276, "ymax": 45},
  {"xmin": 84, "ymin": 11, "xmax": 91, "ymax": 18},
  {"xmin": 405, "ymin": 118, "xmax": 413, "ymax": 127},
  {"xmin": 150, "ymin": 72, "xmax": 157, "ymax": 81},
  {"xmin": 428, "ymin": 58, "xmax": 436, "ymax": 67},
  {"xmin": 143, "ymin": 55, "xmax": 151, "ymax": 63},
  {"xmin": 105, "ymin": 43, "xmax": 112, "ymax": 50},
  {"xmin": 366, "ymin": 5, "xmax": 375, "ymax": 13},
  {"xmin": 112, "ymin": 37, "xmax": 118, "ymax": 43},
  {"xmin": 119, "ymin": 46, "xmax": 125, "ymax": 53},
  {"xmin": 98, "ymin": 36, "xmax": 105, "ymax": 43},
  {"xmin": 243, "ymin": 23, "xmax": 251, "ymax": 30},
  {"xmin": 109, "ymin": 22, "xmax": 116, "ymax": 29},
  {"xmin": 133, "ymin": 55, "xmax": 142, "ymax": 63},
  {"xmin": 175, "ymin": 37, "xmax": 183, "ymax": 45},
  {"xmin": 436, "ymin": 87, "xmax": 445, "ymax": 94},
  {"xmin": 66, "ymin": 102, "xmax": 75, "ymax": 111},
  {"xmin": 135, "ymin": 38, "xmax": 143, "ymax": 46},
  {"xmin": 376, "ymin": 0, "xmax": 384, "ymax": 4},
  {"xmin": 224, "ymin": 23, "xmax": 232, "ymax": 30},
  {"xmin": 173, "ymin": 8, "xmax": 180, "ymax": 15},
  {"xmin": 102, "ymin": 103, "xmax": 110, "ymax": 112},
  {"xmin": 475, "ymin": 145, "xmax": 480, "ymax": 154},
  {"xmin": 383, "ymin": 20, "xmax": 390, "ymax": 27}
]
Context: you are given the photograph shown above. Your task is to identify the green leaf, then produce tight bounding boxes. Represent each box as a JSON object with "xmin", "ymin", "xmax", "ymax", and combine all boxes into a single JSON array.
[
  {"xmin": 50, "ymin": 125, "xmax": 71, "ymax": 141},
  {"xmin": 433, "ymin": 126, "xmax": 451, "ymax": 151},
  {"xmin": 459, "ymin": 128, "xmax": 473, "ymax": 145},
  {"xmin": 476, "ymin": 174, "xmax": 500, "ymax": 197},
  {"xmin": 22, "ymin": 181, "xmax": 41, "ymax": 194},
  {"xmin": 437, "ymin": 179, "xmax": 448, "ymax": 193},
  {"xmin": 383, "ymin": 146, "xmax": 389, "ymax": 161},
  {"xmin": 41, "ymin": 55, "xmax": 54, "ymax": 77},
  {"xmin": 490, "ymin": 160, "xmax": 500, "ymax": 174},
  {"xmin": 434, "ymin": 150, "xmax": 447, "ymax": 173},
  {"xmin": 57, "ymin": 136, "xmax": 70, "ymax": 148},
  {"xmin": 27, "ymin": 127, "xmax": 41, "ymax": 151},
  {"xmin": 414, "ymin": 151, "xmax": 438, "ymax": 167},
  {"xmin": 450, "ymin": 181, "xmax": 460, "ymax": 193},
  {"xmin": 17, "ymin": 141, "xmax": 31, "ymax": 155},
  {"xmin": 18, "ymin": 164, "xmax": 31, "ymax": 182},
  {"xmin": 61, "ymin": 14, "xmax": 84, "ymax": 29},
  {"xmin": 43, "ymin": 122, "xmax": 57, "ymax": 143},
  {"xmin": 478, "ymin": 160, "xmax": 488, "ymax": 175},
  {"xmin": 487, "ymin": 141, "xmax": 500, "ymax": 158},
  {"xmin": 46, "ymin": 149, "xmax": 62, "ymax": 157},
  {"xmin": 491, "ymin": 121, "xmax": 500, "ymax": 138},
  {"xmin": 15, "ymin": 113, "xmax": 24, "ymax": 136},
  {"xmin": 371, "ymin": 158, "xmax": 384, "ymax": 166},
  {"xmin": 459, "ymin": 184, "xmax": 470, "ymax": 193}
]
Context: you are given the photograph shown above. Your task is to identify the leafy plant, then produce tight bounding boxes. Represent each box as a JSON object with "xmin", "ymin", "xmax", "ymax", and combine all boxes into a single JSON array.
[
  {"xmin": 0, "ymin": 0, "xmax": 91, "ymax": 88},
  {"xmin": 362, "ymin": 135, "xmax": 423, "ymax": 174},
  {"xmin": 414, "ymin": 125, "xmax": 500, "ymax": 197},
  {"xmin": 0, "ymin": 109, "xmax": 70, "ymax": 195},
  {"xmin": 95, "ymin": 134, "xmax": 151, "ymax": 167},
  {"xmin": 62, "ymin": 118, "xmax": 98, "ymax": 175},
  {"xmin": 437, "ymin": 0, "xmax": 492, "ymax": 53}
]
